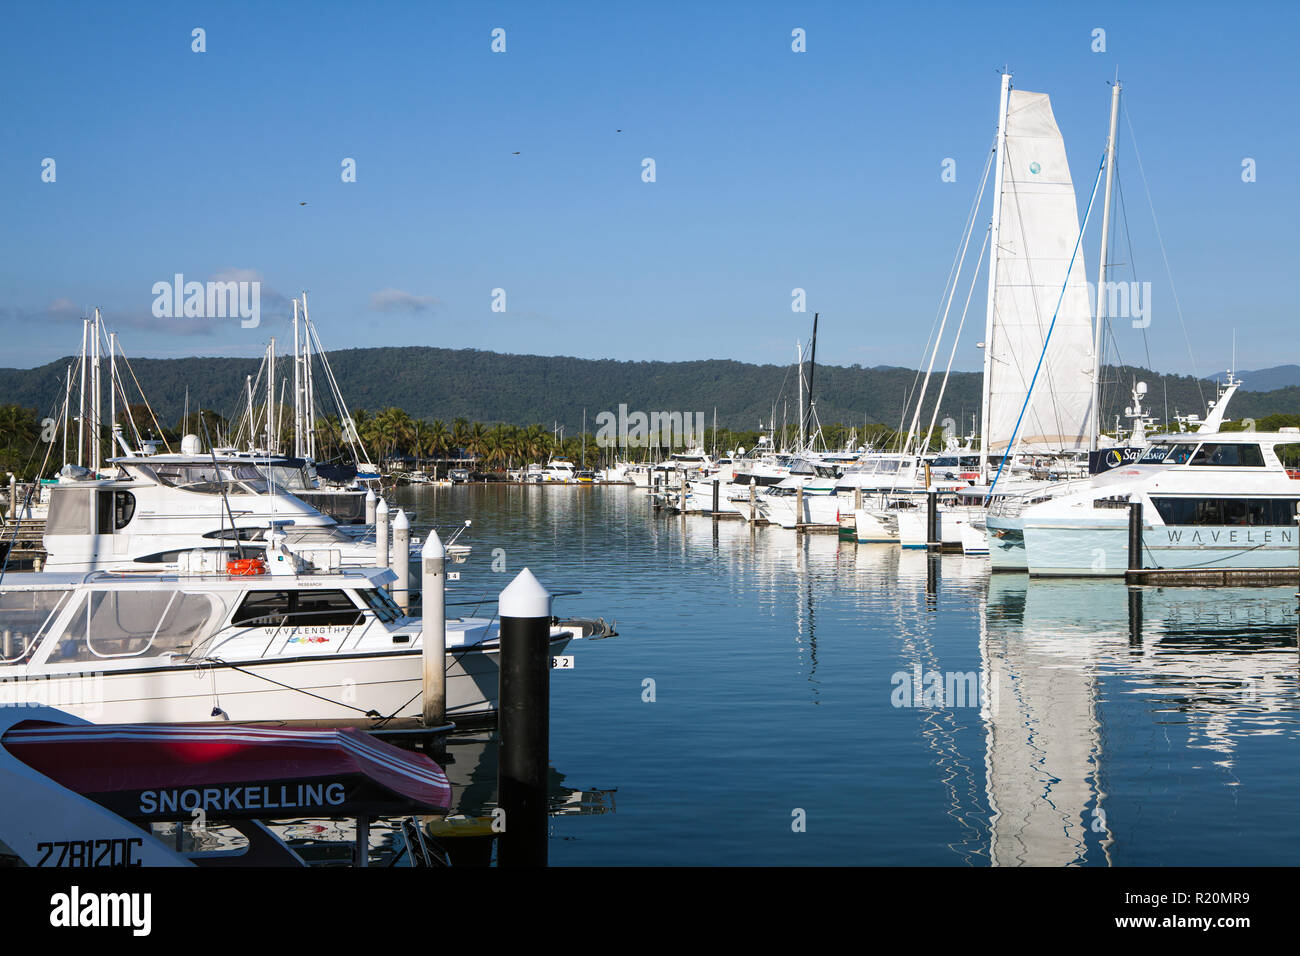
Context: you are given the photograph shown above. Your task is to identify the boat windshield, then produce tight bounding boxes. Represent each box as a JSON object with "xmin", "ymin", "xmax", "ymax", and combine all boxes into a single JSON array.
[
  {"xmin": 49, "ymin": 590, "xmax": 221, "ymax": 663},
  {"xmin": 0, "ymin": 589, "xmax": 71, "ymax": 664},
  {"xmin": 357, "ymin": 588, "xmax": 404, "ymax": 623},
  {"xmin": 1141, "ymin": 443, "xmax": 1196, "ymax": 464},
  {"xmin": 283, "ymin": 527, "xmax": 354, "ymax": 545},
  {"xmin": 146, "ymin": 463, "xmax": 271, "ymax": 495},
  {"xmin": 255, "ymin": 464, "xmax": 312, "ymax": 490}
]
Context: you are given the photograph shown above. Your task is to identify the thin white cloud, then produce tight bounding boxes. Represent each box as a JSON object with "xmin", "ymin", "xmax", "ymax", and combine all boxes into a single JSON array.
[
  {"xmin": 46, "ymin": 297, "xmax": 80, "ymax": 318},
  {"xmin": 369, "ymin": 288, "xmax": 438, "ymax": 313}
]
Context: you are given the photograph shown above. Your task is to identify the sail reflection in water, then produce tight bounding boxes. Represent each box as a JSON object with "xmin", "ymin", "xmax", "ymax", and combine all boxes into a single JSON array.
[{"xmin": 982, "ymin": 577, "xmax": 1299, "ymax": 866}]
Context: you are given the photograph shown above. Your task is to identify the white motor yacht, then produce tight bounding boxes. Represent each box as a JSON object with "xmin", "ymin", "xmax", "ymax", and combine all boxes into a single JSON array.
[
  {"xmin": 1019, "ymin": 431, "xmax": 1300, "ymax": 576},
  {"xmin": 0, "ymin": 548, "xmax": 599, "ymax": 726}
]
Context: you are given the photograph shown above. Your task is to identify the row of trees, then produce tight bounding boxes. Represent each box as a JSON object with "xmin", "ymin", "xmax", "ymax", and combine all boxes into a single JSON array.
[{"xmin": 0, "ymin": 399, "xmax": 916, "ymax": 480}]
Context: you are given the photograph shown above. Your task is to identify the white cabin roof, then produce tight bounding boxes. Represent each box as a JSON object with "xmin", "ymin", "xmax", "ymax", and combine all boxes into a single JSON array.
[{"xmin": 0, "ymin": 566, "xmax": 395, "ymax": 592}]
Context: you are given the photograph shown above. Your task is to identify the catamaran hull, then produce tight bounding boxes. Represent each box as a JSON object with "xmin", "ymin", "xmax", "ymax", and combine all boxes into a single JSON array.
[
  {"xmin": 986, "ymin": 515, "xmax": 1028, "ymax": 571},
  {"xmin": 1023, "ymin": 520, "xmax": 1300, "ymax": 577}
]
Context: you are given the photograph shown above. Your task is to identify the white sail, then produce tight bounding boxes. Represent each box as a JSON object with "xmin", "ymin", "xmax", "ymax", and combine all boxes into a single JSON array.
[{"xmin": 983, "ymin": 88, "xmax": 1095, "ymax": 455}]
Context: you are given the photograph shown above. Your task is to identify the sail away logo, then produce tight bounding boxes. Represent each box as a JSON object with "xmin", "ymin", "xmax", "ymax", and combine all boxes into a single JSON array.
[
  {"xmin": 151, "ymin": 273, "xmax": 261, "ymax": 328},
  {"xmin": 595, "ymin": 405, "xmax": 706, "ymax": 449}
]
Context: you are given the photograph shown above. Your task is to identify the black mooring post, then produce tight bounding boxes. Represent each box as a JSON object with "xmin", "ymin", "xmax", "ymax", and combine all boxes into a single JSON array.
[
  {"xmin": 712, "ymin": 478, "xmax": 719, "ymax": 517},
  {"xmin": 926, "ymin": 491, "xmax": 939, "ymax": 549},
  {"xmin": 497, "ymin": 568, "xmax": 552, "ymax": 867},
  {"xmin": 1127, "ymin": 499, "xmax": 1143, "ymax": 577},
  {"xmin": 1127, "ymin": 586, "xmax": 1143, "ymax": 647}
]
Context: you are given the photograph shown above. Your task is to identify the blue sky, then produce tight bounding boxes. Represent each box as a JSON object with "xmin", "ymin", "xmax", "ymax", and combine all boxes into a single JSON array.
[{"xmin": 1, "ymin": 0, "xmax": 1295, "ymax": 380}]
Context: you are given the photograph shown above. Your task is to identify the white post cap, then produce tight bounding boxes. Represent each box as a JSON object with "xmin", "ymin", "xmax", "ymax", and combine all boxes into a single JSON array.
[
  {"xmin": 393, "ymin": 509, "xmax": 408, "ymax": 530},
  {"xmin": 422, "ymin": 527, "xmax": 445, "ymax": 559},
  {"xmin": 499, "ymin": 567, "xmax": 552, "ymax": 619}
]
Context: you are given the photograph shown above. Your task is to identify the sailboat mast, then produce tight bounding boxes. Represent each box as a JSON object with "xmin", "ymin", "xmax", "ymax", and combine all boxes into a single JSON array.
[
  {"xmin": 62, "ymin": 364, "xmax": 72, "ymax": 467},
  {"xmin": 108, "ymin": 331, "xmax": 118, "ymax": 455},
  {"xmin": 979, "ymin": 72, "xmax": 1012, "ymax": 477},
  {"xmin": 1089, "ymin": 80, "xmax": 1122, "ymax": 451},
  {"xmin": 797, "ymin": 341, "xmax": 805, "ymax": 452},
  {"xmin": 805, "ymin": 312, "xmax": 818, "ymax": 445},
  {"xmin": 302, "ymin": 296, "xmax": 315, "ymax": 460},
  {"xmin": 91, "ymin": 309, "xmax": 102, "ymax": 473},
  {"xmin": 292, "ymin": 298, "xmax": 302, "ymax": 458},
  {"xmin": 77, "ymin": 319, "xmax": 87, "ymax": 467},
  {"xmin": 267, "ymin": 338, "xmax": 275, "ymax": 453},
  {"xmin": 245, "ymin": 375, "xmax": 255, "ymax": 452}
]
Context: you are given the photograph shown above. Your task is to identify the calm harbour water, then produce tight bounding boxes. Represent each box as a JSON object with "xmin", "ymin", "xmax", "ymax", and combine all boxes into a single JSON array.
[{"xmin": 396, "ymin": 484, "xmax": 1300, "ymax": 866}]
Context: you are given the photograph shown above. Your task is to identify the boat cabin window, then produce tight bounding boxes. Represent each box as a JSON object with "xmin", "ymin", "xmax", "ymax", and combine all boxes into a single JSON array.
[
  {"xmin": 1150, "ymin": 497, "xmax": 1298, "ymax": 526},
  {"xmin": 51, "ymin": 590, "xmax": 217, "ymax": 662},
  {"xmin": 0, "ymin": 589, "xmax": 70, "ymax": 664},
  {"xmin": 45, "ymin": 488, "xmax": 94, "ymax": 536},
  {"xmin": 230, "ymin": 590, "xmax": 364, "ymax": 628},
  {"xmin": 203, "ymin": 527, "xmax": 267, "ymax": 542},
  {"xmin": 1273, "ymin": 444, "xmax": 1300, "ymax": 469},
  {"xmin": 1188, "ymin": 443, "xmax": 1265, "ymax": 467}
]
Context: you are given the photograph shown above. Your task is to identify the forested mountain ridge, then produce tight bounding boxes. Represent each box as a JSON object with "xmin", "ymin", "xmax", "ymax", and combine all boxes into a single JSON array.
[{"xmin": 0, "ymin": 346, "xmax": 1285, "ymax": 435}]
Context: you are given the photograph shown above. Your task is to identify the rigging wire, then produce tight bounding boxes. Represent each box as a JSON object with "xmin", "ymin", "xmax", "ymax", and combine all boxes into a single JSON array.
[{"xmin": 1122, "ymin": 97, "xmax": 1205, "ymax": 410}]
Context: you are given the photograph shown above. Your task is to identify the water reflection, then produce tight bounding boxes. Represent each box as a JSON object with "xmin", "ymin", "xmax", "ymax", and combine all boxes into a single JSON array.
[
  {"xmin": 383, "ymin": 486, "xmax": 1300, "ymax": 866},
  {"xmin": 982, "ymin": 576, "xmax": 1299, "ymax": 865}
]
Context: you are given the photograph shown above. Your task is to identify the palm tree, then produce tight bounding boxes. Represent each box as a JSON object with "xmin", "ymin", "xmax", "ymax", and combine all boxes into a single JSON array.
[
  {"xmin": 409, "ymin": 420, "xmax": 435, "ymax": 463},
  {"xmin": 466, "ymin": 422, "xmax": 488, "ymax": 463},
  {"xmin": 451, "ymin": 418, "xmax": 470, "ymax": 458},
  {"xmin": 429, "ymin": 420, "xmax": 449, "ymax": 458}
]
